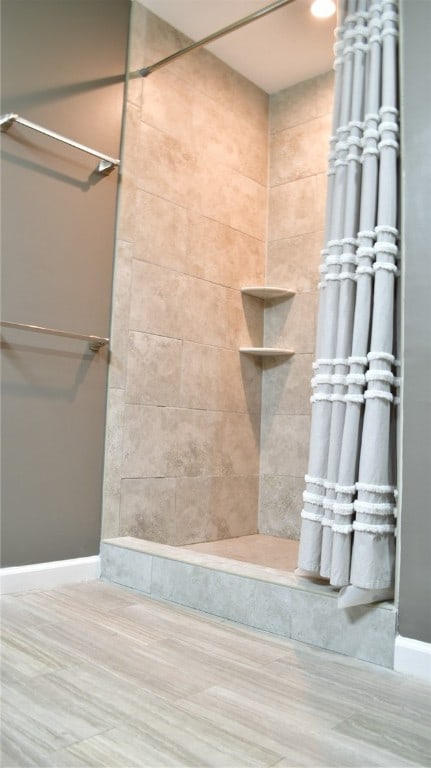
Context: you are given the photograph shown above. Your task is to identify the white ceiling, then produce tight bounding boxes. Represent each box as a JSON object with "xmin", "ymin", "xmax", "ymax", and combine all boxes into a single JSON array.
[{"xmin": 140, "ymin": 0, "xmax": 336, "ymax": 93}]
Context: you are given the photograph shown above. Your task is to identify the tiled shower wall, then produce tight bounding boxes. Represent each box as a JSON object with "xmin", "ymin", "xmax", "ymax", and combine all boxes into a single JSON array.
[
  {"xmin": 259, "ymin": 72, "xmax": 334, "ymax": 539},
  {"xmin": 103, "ymin": 2, "xmax": 334, "ymax": 546},
  {"xmin": 102, "ymin": 3, "xmax": 268, "ymax": 545}
]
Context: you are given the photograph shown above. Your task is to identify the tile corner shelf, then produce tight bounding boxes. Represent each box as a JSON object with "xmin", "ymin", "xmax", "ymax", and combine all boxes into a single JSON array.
[
  {"xmin": 240, "ymin": 285, "xmax": 295, "ymax": 358},
  {"xmin": 241, "ymin": 286, "xmax": 295, "ymax": 300},
  {"xmin": 240, "ymin": 347, "xmax": 294, "ymax": 358}
]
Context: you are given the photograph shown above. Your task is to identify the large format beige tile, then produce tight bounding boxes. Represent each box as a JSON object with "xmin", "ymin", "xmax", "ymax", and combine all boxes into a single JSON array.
[
  {"xmin": 187, "ymin": 211, "xmax": 265, "ymax": 289},
  {"xmin": 133, "ymin": 196, "xmax": 264, "ymax": 289},
  {"xmin": 122, "ymin": 404, "xmax": 223, "ymax": 479},
  {"xmin": 260, "ymin": 413, "xmax": 310, "ymax": 478},
  {"xmin": 175, "ymin": 475, "xmax": 258, "ymax": 545},
  {"xmin": 179, "ymin": 342, "xmax": 261, "ymax": 414},
  {"xmin": 129, "ymin": 260, "xmax": 228, "ymax": 348},
  {"xmin": 227, "ymin": 289, "xmax": 264, "ymax": 349},
  {"xmin": 258, "ymin": 475, "xmax": 304, "ymax": 540},
  {"xmin": 119, "ymin": 477, "xmax": 176, "ymax": 543},
  {"xmin": 133, "ymin": 190, "xmax": 189, "ymax": 274},
  {"xmin": 102, "ymin": 388, "xmax": 125, "ymax": 539},
  {"xmin": 270, "ymin": 113, "xmax": 332, "ymax": 186},
  {"xmin": 264, "ymin": 291, "xmax": 318, "ymax": 353},
  {"xmin": 262, "ymin": 353, "xmax": 313, "ymax": 416},
  {"xmin": 108, "ymin": 240, "xmax": 133, "ymax": 390},
  {"xmin": 270, "ymin": 70, "xmax": 334, "ymax": 134},
  {"xmin": 266, "ymin": 230, "xmax": 323, "ymax": 292},
  {"xmin": 126, "ymin": 331, "xmax": 182, "ymax": 407},
  {"xmin": 143, "ymin": 14, "xmax": 268, "ymax": 132},
  {"xmin": 135, "ymin": 122, "xmax": 266, "ymax": 240},
  {"xmin": 141, "ymin": 68, "xmax": 268, "ymax": 186},
  {"xmin": 269, "ymin": 173, "xmax": 328, "ymax": 240},
  {"xmin": 116, "ymin": 175, "xmax": 138, "ymax": 244},
  {"xmin": 221, "ymin": 412, "xmax": 260, "ymax": 476}
]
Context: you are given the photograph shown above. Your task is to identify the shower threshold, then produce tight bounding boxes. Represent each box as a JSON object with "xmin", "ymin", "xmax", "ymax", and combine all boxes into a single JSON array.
[{"xmin": 100, "ymin": 534, "xmax": 397, "ymax": 669}]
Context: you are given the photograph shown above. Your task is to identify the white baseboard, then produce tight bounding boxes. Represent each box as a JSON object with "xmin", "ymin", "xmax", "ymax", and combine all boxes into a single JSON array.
[
  {"xmin": 394, "ymin": 634, "xmax": 431, "ymax": 683},
  {"xmin": 0, "ymin": 555, "xmax": 101, "ymax": 595}
]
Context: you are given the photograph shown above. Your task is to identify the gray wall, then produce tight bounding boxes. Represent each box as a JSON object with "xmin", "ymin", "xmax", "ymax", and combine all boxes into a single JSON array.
[
  {"xmin": 1, "ymin": 0, "xmax": 130, "ymax": 566},
  {"xmin": 398, "ymin": 0, "xmax": 431, "ymax": 643}
]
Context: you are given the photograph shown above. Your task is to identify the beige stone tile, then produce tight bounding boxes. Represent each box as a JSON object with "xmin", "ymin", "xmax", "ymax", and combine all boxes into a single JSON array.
[
  {"xmin": 186, "ymin": 212, "xmax": 238, "ymax": 288},
  {"xmin": 133, "ymin": 201, "xmax": 264, "ymax": 290},
  {"xmin": 270, "ymin": 77, "xmax": 318, "ymax": 134},
  {"xmin": 129, "ymin": 260, "xmax": 228, "ymax": 348},
  {"xmin": 264, "ymin": 292, "xmax": 318, "ymax": 354},
  {"xmin": 199, "ymin": 153, "xmax": 267, "ymax": 241},
  {"xmin": 228, "ymin": 231, "xmax": 265, "ymax": 290},
  {"xmin": 102, "ymin": 389, "xmax": 125, "ymax": 539},
  {"xmin": 270, "ymin": 70, "xmax": 334, "ymax": 134},
  {"xmin": 266, "ymin": 231, "xmax": 323, "ymax": 292},
  {"xmin": 262, "ymin": 353, "xmax": 313, "ymax": 416},
  {"xmin": 179, "ymin": 343, "xmax": 261, "ymax": 414},
  {"xmin": 314, "ymin": 70, "xmax": 335, "ymax": 118},
  {"xmin": 260, "ymin": 414, "xmax": 310, "ymax": 478},
  {"xmin": 210, "ymin": 475, "xmax": 259, "ymax": 539},
  {"xmin": 191, "ymin": 93, "xmax": 268, "ymax": 185},
  {"xmin": 221, "ymin": 412, "xmax": 260, "ymax": 476},
  {"xmin": 133, "ymin": 190, "xmax": 189, "ymax": 274},
  {"xmin": 144, "ymin": 24, "xmax": 268, "ymax": 134},
  {"xmin": 141, "ymin": 69, "xmax": 268, "ymax": 185},
  {"xmin": 119, "ymin": 477, "xmax": 176, "ymax": 543},
  {"xmin": 238, "ymin": 351, "xmax": 263, "ymax": 415},
  {"xmin": 270, "ymin": 113, "xmax": 332, "ymax": 186},
  {"xmin": 116, "ymin": 176, "xmax": 138, "ymax": 244},
  {"xmin": 187, "ymin": 212, "xmax": 265, "ymax": 289},
  {"xmin": 121, "ymin": 102, "xmax": 141, "ymax": 180},
  {"xmin": 227, "ymin": 289, "xmax": 264, "ymax": 350},
  {"xmin": 126, "ymin": 331, "xmax": 182, "ymax": 406},
  {"xmin": 135, "ymin": 121, "xmax": 202, "ymax": 212},
  {"xmin": 268, "ymin": 173, "xmax": 327, "ymax": 240},
  {"xmin": 175, "ymin": 476, "xmax": 258, "ymax": 545},
  {"xmin": 122, "ymin": 405, "xmax": 224, "ymax": 478},
  {"xmin": 108, "ymin": 241, "xmax": 133, "ymax": 390},
  {"xmin": 174, "ymin": 476, "xmax": 213, "ymax": 545},
  {"xmin": 179, "ymin": 342, "xmax": 220, "ymax": 412},
  {"xmin": 134, "ymin": 122, "xmax": 266, "ymax": 240},
  {"xmin": 259, "ymin": 475, "xmax": 304, "ymax": 540}
]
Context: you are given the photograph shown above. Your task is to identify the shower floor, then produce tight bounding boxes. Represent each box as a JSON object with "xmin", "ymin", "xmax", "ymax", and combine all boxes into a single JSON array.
[{"xmin": 182, "ymin": 534, "xmax": 299, "ymax": 572}]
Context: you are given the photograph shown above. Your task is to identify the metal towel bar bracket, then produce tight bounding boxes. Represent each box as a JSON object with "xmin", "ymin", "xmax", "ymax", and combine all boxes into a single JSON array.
[
  {"xmin": 0, "ymin": 321, "xmax": 109, "ymax": 353},
  {"xmin": 0, "ymin": 113, "xmax": 120, "ymax": 175}
]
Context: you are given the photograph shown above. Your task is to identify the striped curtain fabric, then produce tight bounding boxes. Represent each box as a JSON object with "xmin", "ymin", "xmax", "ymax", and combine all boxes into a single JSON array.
[{"xmin": 297, "ymin": 0, "xmax": 400, "ymax": 607}]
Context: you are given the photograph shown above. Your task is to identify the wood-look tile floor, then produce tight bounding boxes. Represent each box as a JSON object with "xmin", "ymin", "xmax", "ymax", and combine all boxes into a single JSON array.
[
  {"xmin": 1, "ymin": 581, "xmax": 430, "ymax": 768},
  {"xmin": 182, "ymin": 535, "xmax": 299, "ymax": 572}
]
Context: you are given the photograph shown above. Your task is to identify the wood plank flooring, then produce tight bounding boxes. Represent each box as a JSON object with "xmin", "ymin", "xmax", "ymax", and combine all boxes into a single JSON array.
[{"xmin": 1, "ymin": 580, "xmax": 430, "ymax": 767}]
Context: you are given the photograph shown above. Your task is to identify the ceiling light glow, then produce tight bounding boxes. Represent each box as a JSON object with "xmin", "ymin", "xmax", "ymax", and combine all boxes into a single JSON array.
[{"xmin": 310, "ymin": 0, "xmax": 336, "ymax": 19}]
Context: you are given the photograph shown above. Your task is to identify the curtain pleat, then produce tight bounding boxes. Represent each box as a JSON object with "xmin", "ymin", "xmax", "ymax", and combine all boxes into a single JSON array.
[{"xmin": 297, "ymin": 0, "xmax": 399, "ymax": 606}]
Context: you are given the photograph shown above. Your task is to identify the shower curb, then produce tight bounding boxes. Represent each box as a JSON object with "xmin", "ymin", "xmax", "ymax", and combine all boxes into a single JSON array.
[{"xmin": 100, "ymin": 537, "xmax": 397, "ymax": 668}]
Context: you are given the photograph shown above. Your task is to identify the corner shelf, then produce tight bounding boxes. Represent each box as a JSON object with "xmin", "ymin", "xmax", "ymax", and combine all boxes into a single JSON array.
[
  {"xmin": 240, "ymin": 285, "xmax": 295, "ymax": 359},
  {"xmin": 240, "ymin": 347, "xmax": 294, "ymax": 357},
  {"xmin": 241, "ymin": 286, "xmax": 295, "ymax": 300}
]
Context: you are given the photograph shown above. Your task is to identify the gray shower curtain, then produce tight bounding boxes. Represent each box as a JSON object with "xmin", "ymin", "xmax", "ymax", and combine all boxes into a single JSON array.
[{"xmin": 297, "ymin": 0, "xmax": 399, "ymax": 606}]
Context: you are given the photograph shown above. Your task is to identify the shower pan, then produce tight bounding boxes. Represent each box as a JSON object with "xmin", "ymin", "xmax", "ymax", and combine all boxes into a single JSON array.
[{"xmin": 101, "ymin": 0, "xmax": 398, "ymax": 669}]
